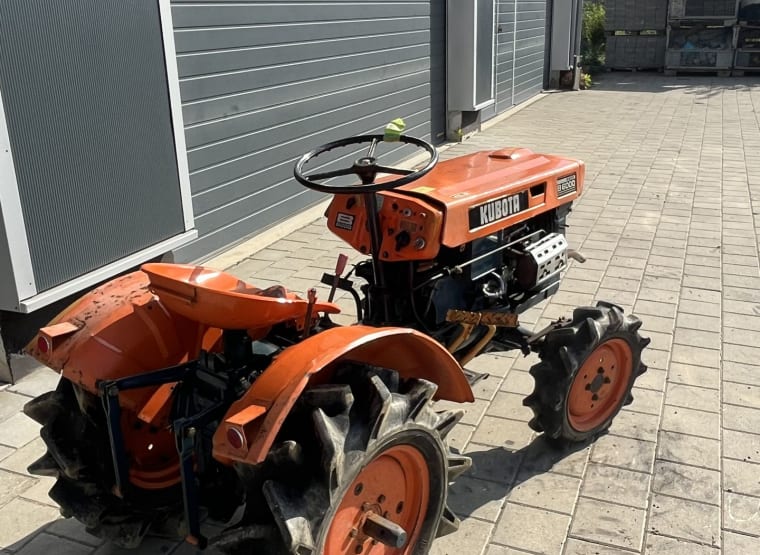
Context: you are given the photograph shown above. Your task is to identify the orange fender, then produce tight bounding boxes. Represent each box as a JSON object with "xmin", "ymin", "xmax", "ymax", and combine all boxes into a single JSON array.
[
  {"xmin": 25, "ymin": 270, "xmax": 222, "ymax": 490},
  {"xmin": 25, "ymin": 271, "xmax": 219, "ymax": 412},
  {"xmin": 213, "ymin": 326, "xmax": 474, "ymax": 466}
]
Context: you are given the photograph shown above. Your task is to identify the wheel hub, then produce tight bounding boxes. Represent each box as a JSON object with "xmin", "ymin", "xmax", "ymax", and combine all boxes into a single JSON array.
[
  {"xmin": 359, "ymin": 510, "xmax": 408, "ymax": 548},
  {"xmin": 586, "ymin": 369, "xmax": 611, "ymax": 395},
  {"xmin": 324, "ymin": 445, "xmax": 429, "ymax": 554},
  {"xmin": 567, "ymin": 338, "xmax": 633, "ymax": 432}
]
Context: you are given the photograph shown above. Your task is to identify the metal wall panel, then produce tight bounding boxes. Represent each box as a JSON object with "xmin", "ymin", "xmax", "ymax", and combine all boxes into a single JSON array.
[
  {"xmin": 514, "ymin": 0, "xmax": 548, "ymax": 105},
  {"xmin": 0, "ymin": 0, "xmax": 185, "ymax": 291},
  {"xmin": 496, "ymin": 0, "xmax": 517, "ymax": 113},
  {"xmin": 171, "ymin": 0, "xmax": 446, "ymax": 261},
  {"xmin": 0, "ymin": 210, "xmax": 16, "ymax": 310},
  {"xmin": 493, "ymin": 0, "xmax": 546, "ymax": 115}
]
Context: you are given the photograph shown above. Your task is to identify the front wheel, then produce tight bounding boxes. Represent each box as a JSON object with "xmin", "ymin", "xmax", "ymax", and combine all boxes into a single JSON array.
[{"xmin": 523, "ymin": 302, "xmax": 650, "ymax": 444}]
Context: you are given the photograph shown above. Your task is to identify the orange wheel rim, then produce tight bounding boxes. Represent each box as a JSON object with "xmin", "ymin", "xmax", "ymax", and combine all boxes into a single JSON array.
[
  {"xmin": 324, "ymin": 444, "xmax": 430, "ymax": 555},
  {"xmin": 567, "ymin": 338, "xmax": 633, "ymax": 432}
]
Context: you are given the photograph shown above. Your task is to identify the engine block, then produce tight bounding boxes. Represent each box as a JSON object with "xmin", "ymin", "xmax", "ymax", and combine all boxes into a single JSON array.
[{"xmin": 516, "ymin": 233, "xmax": 568, "ymax": 290}]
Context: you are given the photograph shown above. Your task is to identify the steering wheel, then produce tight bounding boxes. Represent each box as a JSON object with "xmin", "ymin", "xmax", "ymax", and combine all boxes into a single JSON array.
[{"xmin": 293, "ymin": 134, "xmax": 438, "ymax": 194}]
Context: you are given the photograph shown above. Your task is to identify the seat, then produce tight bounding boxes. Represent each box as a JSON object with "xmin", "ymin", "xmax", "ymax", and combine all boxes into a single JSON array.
[{"xmin": 141, "ymin": 263, "xmax": 340, "ymax": 330}]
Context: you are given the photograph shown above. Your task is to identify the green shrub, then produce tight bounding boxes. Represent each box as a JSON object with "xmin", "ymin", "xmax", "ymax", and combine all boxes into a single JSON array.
[{"xmin": 582, "ymin": 1, "xmax": 606, "ymax": 69}]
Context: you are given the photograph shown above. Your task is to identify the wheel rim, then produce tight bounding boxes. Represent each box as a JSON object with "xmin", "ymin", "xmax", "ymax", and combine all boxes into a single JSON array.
[
  {"xmin": 324, "ymin": 444, "xmax": 430, "ymax": 555},
  {"xmin": 567, "ymin": 338, "xmax": 633, "ymax": 432}
]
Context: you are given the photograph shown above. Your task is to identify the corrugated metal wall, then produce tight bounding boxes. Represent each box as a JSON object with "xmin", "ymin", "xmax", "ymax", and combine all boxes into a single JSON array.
[
  {"xmin": 496, "ymin": 0, "xmax": 518, "ymax": 114},
  {"xmin": 494, "ymin": 0, "xmax": 547, "ymax": 115},
  {"xmin": 0, "ymin": 0, "xmax": 185, "ymax": 291},
  {"xmin": 172, "ymin": 0, "xmax": 446, "ymax": 261},
  {"xmin": 513, "ymin": 0, "xmax": 547, "ymax": 104}
]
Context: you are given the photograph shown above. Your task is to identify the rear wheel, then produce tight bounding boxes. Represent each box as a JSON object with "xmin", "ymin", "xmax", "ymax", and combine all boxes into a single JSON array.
[
  {"xmin": 23, "ymin": 379, "xmax": 183, "ymax": 548},
  {"xmin": 523, "ymin": 302, "xmax": 650, "ymax": 444},
  {"xmin": 235, "ymin": 366, "xmax": 470, "ymax": 555}
]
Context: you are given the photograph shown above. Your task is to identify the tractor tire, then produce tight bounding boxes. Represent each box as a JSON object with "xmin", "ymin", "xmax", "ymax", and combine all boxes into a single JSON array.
[
  {"xmin": 23, "ymin": 379, "xmax": 182, "ymax": 548},
  {"xmin": 523, "ymin": 301, "xmax": 650, "ymax": 444},
  {"xmin": 236, "ymin": 366, "xmax": 470, "ymax": 555}
]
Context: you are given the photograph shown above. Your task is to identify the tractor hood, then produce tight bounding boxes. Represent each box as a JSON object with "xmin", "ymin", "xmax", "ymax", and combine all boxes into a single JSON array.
[{"xmin": 396, "ymin": 148, "xmax": 585, "ymax": 246}]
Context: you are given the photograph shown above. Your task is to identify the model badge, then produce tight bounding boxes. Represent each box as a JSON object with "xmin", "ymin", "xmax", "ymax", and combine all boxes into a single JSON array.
[
  {"xmin": 335, "ymin": 212, "xmax": 354, "ymax": 231},
  {"xmin": 557, "ymin": 174, "xmax": 577, "ymax": 197},
  {"xmin": 469, "ymin": 191, "xmax": 528, "ymax": 230}
]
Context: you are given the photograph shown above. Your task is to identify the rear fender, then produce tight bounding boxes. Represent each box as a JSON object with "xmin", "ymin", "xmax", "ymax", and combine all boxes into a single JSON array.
[
  {"xmin": 213, "ymin": 326, "xmax": 473, "ymax": 465},
  {"xmin": 26, "ymin": 271, "xmax": 219, "ymax": 416}
]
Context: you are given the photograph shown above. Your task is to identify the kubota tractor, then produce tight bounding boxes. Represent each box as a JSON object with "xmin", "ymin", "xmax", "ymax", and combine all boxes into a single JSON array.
[{"xmin": 23, "ymin": 131, "xmax": 649, "ymax": 554}]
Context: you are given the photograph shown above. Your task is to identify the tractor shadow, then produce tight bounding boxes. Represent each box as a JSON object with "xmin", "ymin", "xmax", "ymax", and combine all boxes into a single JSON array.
[{"xmin": 448, "ymin": 435, "xmax": 593, "ymax": 520}]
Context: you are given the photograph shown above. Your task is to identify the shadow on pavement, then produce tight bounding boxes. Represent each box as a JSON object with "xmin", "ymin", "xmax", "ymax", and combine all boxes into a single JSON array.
[
  {"xmin": 450, "ymin": 434, "xmax": 593, "ymax": 519},
  {"xmin": 590, "ymin": 71, "xmax": 758, "ymax": 96}
]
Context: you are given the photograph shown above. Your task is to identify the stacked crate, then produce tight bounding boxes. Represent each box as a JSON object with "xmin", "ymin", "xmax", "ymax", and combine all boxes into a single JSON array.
[
  {"xmin": 735, "ymin": 1, "xmax": 760, "ymax": 74},
  {"xmin": 665, "ymin": 0, "xmax": 738, "ymax": 75},
  {"xmin": 605, "ymin": 0, "xmax": 668, "ymax": 69}
]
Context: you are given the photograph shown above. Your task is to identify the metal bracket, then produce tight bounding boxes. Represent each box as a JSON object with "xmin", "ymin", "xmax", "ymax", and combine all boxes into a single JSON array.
[{"xmin": 97, "ymin": 363, "xmax": 196, "ymax": 504}]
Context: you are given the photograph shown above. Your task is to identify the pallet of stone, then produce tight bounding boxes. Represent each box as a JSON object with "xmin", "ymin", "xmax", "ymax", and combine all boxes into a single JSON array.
[
  {"xmin": 605, "ymin": 0, "xmax": 667, "ymax": 32},
  {"xmin": 668, "ymin": 0, "xmax": 738, "ymax": 20},
  {"xmin": 734, "ymin": 48, "xmax": 760, "ymax": 70},
  {"xmin": 606, "ymin": 29, "xmax": 666, "ymax": 36},
  {"xmin": 606, "ymin": 67, "xmax": 663, "ymax": 72},
  {"xmin": 666, "ymin": 20, "xmax": 735, "ymax": 72},
  {"xmin": 664, "ymin": 67, "xmax": 733, "ymax": 76},
  {"xmin": 738, "ymin": 0, "xmax": 760, "ymax": 24},
  {"xmin": 606, "ymin": 34, "xmax": 666, "ymax": 70},
  {"xmin": 665, "ymin": 48, "xmax": 734, "ymax": 71},
  {"xmin": 736, "ymin": 24, "xmax": 760, "ymax": 49}
]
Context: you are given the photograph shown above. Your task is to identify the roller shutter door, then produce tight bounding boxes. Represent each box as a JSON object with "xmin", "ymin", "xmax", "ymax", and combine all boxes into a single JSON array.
[
  {"xmin": 513, "ymin": 0, "xmax": 547, "ymax": 104},
  {"xmin": 172, "ymin": 0, "xmax": 446, "ymax": 261},
  {"xmin": 494, "ymin": 0, "xmax": 547, "ymax": 114}
]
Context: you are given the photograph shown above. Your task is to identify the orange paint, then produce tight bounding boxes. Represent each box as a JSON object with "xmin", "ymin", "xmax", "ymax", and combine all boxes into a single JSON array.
[
  {"xmin": 141, "ymin": 263, "xmax": 340, "ymax": 330},
  {"xmin": 27, "ymin": 268, "xmax": 473, "ymax": 486},
  {"xmin": 225, "ymin": 404, "xmax": 267, "ymax": 427},
  {"xmin": 324, "ymin": 444, "xmax": 430, "ymax": 554},
  {"xmin": 326, "ymin": 147, "xmax": 585, "ymax": 257},
  {"xmin": 138, "ymin": 383, "xmax": 176, "ymax": 425},
  {"xmin": 25, "ymin": 270, "xmax": 210, "ymax": 490},
  {"xmin": 212, "ymin": 326, "xmax": 473, "ymax": 466},
  {"xmin": 326, "ymin": 193, "xmax": 444, "ymax": 261},
  {"xmin": 567, "ymin": 339, "xmax": 633, "ymax": 432}
]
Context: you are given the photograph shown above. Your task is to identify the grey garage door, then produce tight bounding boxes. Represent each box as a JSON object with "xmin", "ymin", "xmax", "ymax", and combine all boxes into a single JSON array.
[
  {"xmin": 493, "ymin": 0, "xmax": 547, "ymax": 116},
  {"xmin": 172, "ymin": 0, "xmax": 446, "ymax": 261},
  {"xmin": 0, "ymin": 0, "xmax": 185, "ymax": 291}
]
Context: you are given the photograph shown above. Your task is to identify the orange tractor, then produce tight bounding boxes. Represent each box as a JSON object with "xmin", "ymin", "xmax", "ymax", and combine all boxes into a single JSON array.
[{"xmin": 23, "ymin": 132, "xmax": 649, "ymax": 554}]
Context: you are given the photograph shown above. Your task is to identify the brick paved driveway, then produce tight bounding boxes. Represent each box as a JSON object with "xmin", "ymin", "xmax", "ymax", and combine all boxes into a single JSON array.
[{"xmin": 1, "ymin": 73, "xmax": 759, "ymax": 554}]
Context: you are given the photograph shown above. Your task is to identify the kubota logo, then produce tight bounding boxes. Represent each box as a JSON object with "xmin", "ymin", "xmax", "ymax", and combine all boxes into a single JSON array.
[{"xmin": 469, "ymin": 191, "xmax": 527, "ymax": 230}]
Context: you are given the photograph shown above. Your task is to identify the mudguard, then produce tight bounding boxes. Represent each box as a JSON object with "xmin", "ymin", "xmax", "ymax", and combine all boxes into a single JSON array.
[
  {"xmin": 213, "ymin": 325, "xmax": 474, "ymax": 465},
  {"xmin": 25, "ymin": 270, "xmax": 222, "ymax": 489},
  {"xmin": 26, "ymin": 271, "xmax": 219, "ymax": 415}
]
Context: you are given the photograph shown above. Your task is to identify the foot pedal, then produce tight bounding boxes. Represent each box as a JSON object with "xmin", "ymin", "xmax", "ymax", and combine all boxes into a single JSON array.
[{"xmin": 462, "ymin": 368, "xmax": 489, "ymax": 386}]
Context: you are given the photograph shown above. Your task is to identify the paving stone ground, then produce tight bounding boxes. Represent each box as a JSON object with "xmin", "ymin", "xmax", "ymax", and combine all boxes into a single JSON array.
[{"xmin": 1, "ymin": 73, "xmax": 760, "ymax": 554}]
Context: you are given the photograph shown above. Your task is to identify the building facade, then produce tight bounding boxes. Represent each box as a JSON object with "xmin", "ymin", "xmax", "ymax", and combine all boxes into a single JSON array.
[{"xmin": 0, "ymin": 0, "xmax": 560, "ymax": 377}]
